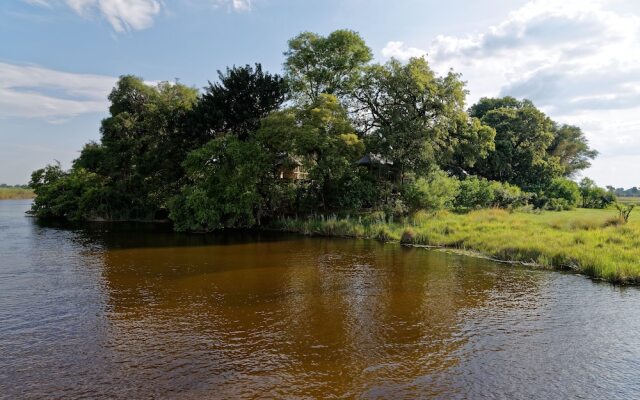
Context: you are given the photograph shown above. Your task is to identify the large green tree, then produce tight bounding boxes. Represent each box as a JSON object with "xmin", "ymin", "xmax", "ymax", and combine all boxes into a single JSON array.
[
  {"xmin": 257, "ymin": 94, "xmax": 365, "ymax": 211},
  {"xmin": 354, "ymin": 57, "xmax": 495, "ymax": 181},
  {"xmin": 469, "ymin": 97, "xmax": 561, "ymax": 189},
  {"xmin": 548, "ymin": 123, "xmax": 598, "ymax": 177},
  {"xmin": 71, "ymin": 76, "xmax": 200, "ymax": 219},
  {"xmin": 195, "ymin": 63, "xmax": 288, "ymax": 140},
  {"xmin": 284, "ymin": 29, "xmax": 372, "ymax": 103},
  {"xmin": 169, "ymin": 135, "xmax": 269, "ymax": 231}
]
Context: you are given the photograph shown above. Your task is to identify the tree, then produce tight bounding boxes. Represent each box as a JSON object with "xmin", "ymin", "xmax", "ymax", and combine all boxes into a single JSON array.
[
  {"xmin": 548, "ymin": 123, "xmax": 598, "ymax": 177},
  {"xmin": 29, "ymin": 163, "xmax": 109, "ymax": 220},
  {"xmin": 469, "ymin": 97, "xmax": 561, "ymax": 189},
  {"xmin": 579, "ymin": 177, "xmax": 615, "ymax": 209},
  {"xmin": 256, "ymin": 94, "xmax": 365, "ymax": 211},
  {"xmin": 169, "ymin": 135, "xmax": 269, "ymax": 231},
  {"xmin": 195, "ymin": 63, "xmax": 288, "ymax": 140},
  {"xmin": 355, "ymin": 58, "xmax": 495, "ymax": 181},
  {"xmin": 95, "ymin": 76, "xmax": 200, "ymax": 218},
  {"xmin": 284, "ymin": 29, "xmax": 372, "ymax": 103}
]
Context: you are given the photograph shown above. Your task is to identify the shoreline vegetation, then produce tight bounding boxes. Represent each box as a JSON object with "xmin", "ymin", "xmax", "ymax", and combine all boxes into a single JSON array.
[
  {"xmin": 24, "ymin": 29, "xmax": 639, "ymax": 284},
  {"xmin": 0, "ymin": 187, "xmax": 35, "ymax": 200},
  {"xmin": 272, "ymin": 208, "xmax": 640, "ymax": 284}
]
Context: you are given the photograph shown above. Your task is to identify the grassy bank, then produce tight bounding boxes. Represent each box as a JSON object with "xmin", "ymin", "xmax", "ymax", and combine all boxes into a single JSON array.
[
  {"xmin": 274, "ymin": 208, "xmax": 640, "ymax": 284},
  {"xmin": 0, "ymin": 187, "xmax": 35, "ymax": 200},
  {"xmin": 618, "ymin": 197, "xmax": 640, "ymax": 205}
]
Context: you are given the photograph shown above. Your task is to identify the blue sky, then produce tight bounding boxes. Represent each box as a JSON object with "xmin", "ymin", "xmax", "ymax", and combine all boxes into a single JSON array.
[{"xmin": 1, "ymin": 0, "xmax": 640, "ymax": 187}]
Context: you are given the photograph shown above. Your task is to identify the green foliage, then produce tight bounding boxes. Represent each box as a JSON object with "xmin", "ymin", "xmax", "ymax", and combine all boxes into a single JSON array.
[
  {"xmin": 327, "ymin": 169, "xmax": 377, "ymax": 211},
  {"xmin": 256, "ymin": 93, "xmax": 365, "ymax": 212},
  {"xmin": 455, "ymin": 176, "xmax": 494, "ymax": 210},
  {"xmin": 284, "ymin": 29, "xmax": 372, "ymax": 102},
  {"xmin": 490, "ymin": 180, "xmax": 529, "ymax": 209},
  {"xmin": 80, "ymin": 76, "xmax": 200, "ymax": 219},
  {"xmin": 356, "ymin": 58, "xmax": 495, "ymax": 178},
  {"xmin": 538, "ymin": 178, "xmax": 581, "ymax": 210},
  {"xmin": 455, "ymin": 176, "xmax": 529, "ymax": 211},
  {"xmin": 29, "ymin": 163, "xmax": 109, "ymax": 220},
  {"xmin": 610, "ymin": 186, "xmax": 640, "ymax": 197},
  {"xmin": 469, "ymin": 97, "xmax": 562, "ymax": 189},
  {"xmin": 195, "ymin": 63, "xmax": 287, "ymax": 140},
  {"xmin": 28, "ymin": 30, "xmax": 602, "ymax": 232},
  {"xmin": 169, "ymin": 135, "xmax": 268, "ymax": 231},
  {"xmin": 579, "ymin": 178, "xmax": 616, "ymax": 209},
  {"xmin": 548, "ymin": 124, "xmax": 598, "ymax": 177},
  {"xmin": 615, "ymin": 203, "xmax": 635, "ymax": 223},
  {"xmin": 402, "ymin": 170, "xmax": 460, "ymax": 211}
]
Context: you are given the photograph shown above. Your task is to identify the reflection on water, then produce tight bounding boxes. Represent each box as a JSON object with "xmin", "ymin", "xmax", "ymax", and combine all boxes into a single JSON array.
[{"xmin": 1, "ymin": 200, "xmax": 640, "ymax": 399}]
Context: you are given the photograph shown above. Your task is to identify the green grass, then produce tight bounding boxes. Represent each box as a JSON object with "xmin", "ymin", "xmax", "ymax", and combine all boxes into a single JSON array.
[
  {"xmin": 0, "ymin": 187, "xmax": 35, "ymax": 200},
  {"xmin": 274, "ymin": 208, "xmax": 640, "ymax": 284},
  {"xmin": 618, "ymin": 197, "xmax": 640, "ymax": 205}
]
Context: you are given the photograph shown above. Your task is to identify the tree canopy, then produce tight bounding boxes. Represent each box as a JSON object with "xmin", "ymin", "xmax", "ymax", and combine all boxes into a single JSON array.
[
  {"xmin": 29, "ymin": 30, "xmax": 603, "ymax": 230},
  {"xmin": 284, "ymin": 29, "xmax": 372, "ymax": 102}
]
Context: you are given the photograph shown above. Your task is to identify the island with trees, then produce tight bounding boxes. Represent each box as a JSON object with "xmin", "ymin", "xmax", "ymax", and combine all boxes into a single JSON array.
[{"xmin": 28, "ymin": 30, "xmax": 639, "ymax": 283}]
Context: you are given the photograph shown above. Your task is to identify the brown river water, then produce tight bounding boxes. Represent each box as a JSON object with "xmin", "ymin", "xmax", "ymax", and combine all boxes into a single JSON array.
[{"xmin": 1, "ymin": 200, "xmax": 640, "ymax": 399}]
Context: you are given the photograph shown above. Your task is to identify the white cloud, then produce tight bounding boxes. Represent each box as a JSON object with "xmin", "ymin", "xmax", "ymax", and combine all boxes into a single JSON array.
[
  {"xmin": 0, "ymin": 62, "xmax": 116, "ymax": 121},
  {"xmin": 381, "ymin": 41, "xmax": 425, "ymax": 60},
  {"xmin": 213, "ymin": 0, "xmax": 252, "ymax": 12},
  {"xmin": 24, "ymin": 0, "xmax": 162, "ymax": 32},
  {"xmin": 380, "ymin": 0, "xmax": 640, "ymax": 186}
]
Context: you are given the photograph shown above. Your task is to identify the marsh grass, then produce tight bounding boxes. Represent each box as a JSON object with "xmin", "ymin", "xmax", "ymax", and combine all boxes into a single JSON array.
[
  {"xmin": 274, "ymin": 208, "xmax": 640, "ymax": 284},
  {"xmin": 0, "ymin": 187, "xmax": 34, "ymax": 200},
  {"xmin": 617, "ymin": 197, "xmax": 640, "ymax": 205}
]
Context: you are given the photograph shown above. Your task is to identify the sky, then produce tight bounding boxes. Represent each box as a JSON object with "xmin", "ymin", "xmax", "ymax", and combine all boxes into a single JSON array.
[{"xmin": 1, "ymin": 0, "xmax": 640, "ymax": 187}]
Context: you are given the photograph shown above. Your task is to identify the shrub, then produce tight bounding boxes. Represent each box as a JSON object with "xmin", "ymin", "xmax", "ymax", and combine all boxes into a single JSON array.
[
  {"xmin": 328, "ymin": 170, "xmax": 377, "ymax": 211},
  {"xmin": 537, "ymin": 178, "xmax": 580, "ymax": 210},
  {"xmin": 402, "ymin": 169, "xmax": 460, "ymax": 212},
  {"xmin": 455, "ymin": 176, "xmax": 494, "ymax": 210},
  {"xmin": 489, "ymin": 180, "xmax": 530, "ymax": 209},
  {"xmin": 455, "ymin": 176, "xmax": 529, "ymax": 211},
  {"xmin": 579, "ymin": 177, "xmax": 616, "ymax": 209},
  {"xmin": 383, "ymin": 195, "xmax": 408, "ymax": 221},
  {"xmin": 615, "ymin": 203, "xmax": 636, "ymax": 223},
  {"xmin": 29, "ymin": 163, "xmax": 110, "ymax": 220},
  {"xmin": 544, "ymin": 197, "xmax": 572, "ymax": 211}
]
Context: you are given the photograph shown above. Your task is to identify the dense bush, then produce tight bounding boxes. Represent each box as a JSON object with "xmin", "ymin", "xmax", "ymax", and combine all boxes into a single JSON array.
[
  {"xmin": 454, "ymin": 176, "xmax": 529, "ymax": 211},
  {"xmin": 579, "ymin": 178, "xmax": 616, "ymax": 209},
  {"xmin": 402, "ymin": 170, "xmax": 460, "ymax": 211},
  {"xmin": 168, "ymin": 136, "xmax": 267, "ymax": 232},
  {"xmin": 29, "ymin": 164, "xmax": 110, "ymax": 220},
  {"xmin": 534, "ymin": 177, "xmax": 581, "ymax": 210}
]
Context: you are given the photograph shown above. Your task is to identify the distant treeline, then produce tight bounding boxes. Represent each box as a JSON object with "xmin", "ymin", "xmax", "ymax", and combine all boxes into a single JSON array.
[
  {"xmin": 29, "ymin": 30, "xmax": 610, "ymax": 231},
  {"xmin": 0, "ymin": 184, "xmax": 29, "ymax": 189},
  {"xmin": 608, "ymin": 186, "xmax": 640, "ymax": 197}
]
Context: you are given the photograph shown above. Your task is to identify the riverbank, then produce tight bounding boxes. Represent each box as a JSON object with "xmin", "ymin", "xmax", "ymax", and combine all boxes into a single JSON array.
[
  {"xmin": 0, "ymin": 188, "xmax": 34, "ymax": 200},
  {"xmin": 274, "ymin": 208, "xmax": 640, "ymax": 284}
]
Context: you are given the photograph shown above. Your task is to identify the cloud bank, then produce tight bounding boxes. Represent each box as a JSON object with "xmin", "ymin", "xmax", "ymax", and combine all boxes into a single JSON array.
[
  {"xmin": 25, "ymin": 0, "xmax": 163, "ymax": 32},
  {"xmin": 25, "ymin": 0, "xmax": 254, "ymax": 32},
  {"xmin": 0, "ymin": 62, "xmax": 116, "ymax": 121}
]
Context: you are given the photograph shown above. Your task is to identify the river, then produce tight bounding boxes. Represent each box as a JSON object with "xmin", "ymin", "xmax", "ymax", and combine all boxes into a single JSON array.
[{"xmin": 1, "ymin": 199, "xmax": 640, "ymax": 399}]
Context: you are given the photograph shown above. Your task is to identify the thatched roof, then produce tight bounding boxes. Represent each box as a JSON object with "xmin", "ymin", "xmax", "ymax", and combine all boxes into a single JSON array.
[{"xmin": 357, "ymin": 153, "xmax": 393, "ymax": 166}]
